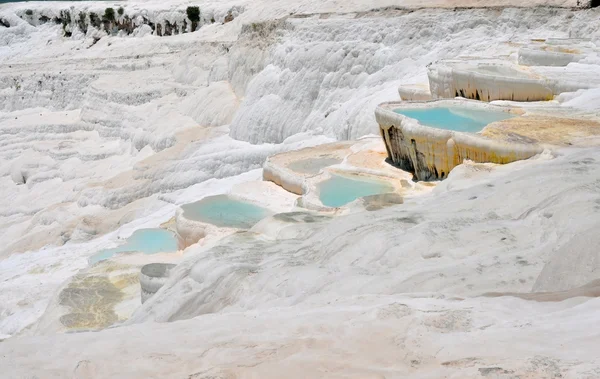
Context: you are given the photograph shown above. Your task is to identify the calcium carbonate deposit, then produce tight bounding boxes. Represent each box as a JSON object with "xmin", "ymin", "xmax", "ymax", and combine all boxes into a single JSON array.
[{"xmin": 1, "ymin": 0, "xmax": 600, "ymax": 377}]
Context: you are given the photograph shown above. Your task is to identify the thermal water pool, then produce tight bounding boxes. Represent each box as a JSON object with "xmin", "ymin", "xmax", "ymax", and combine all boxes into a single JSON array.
[
  {"xmin": 181, "ymin": 195, "xmax": 271, "ymax": 229},
  {"xmin": 394, "ymin": 106, "xmax": 515, "ymax": 133},
  {"xmin": 287, "ymin": 157, "xmax": 342, "ymax": 174},
  {"xmin": 89, "ymin": 228, "xmax": 179, "ymax": 264},
  {"xmin": 318, "ymin": 173, "xmax": 394, "ymax": 208}
]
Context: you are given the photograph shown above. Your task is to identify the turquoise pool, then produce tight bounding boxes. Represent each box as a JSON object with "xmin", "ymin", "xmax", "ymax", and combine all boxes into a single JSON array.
[
  {"xmin": 318, "ymin": 174, "xmax": 394, "ymax": 208},
  {"xmin": 181, "ymin": 195, "xmax": 271, "ymax": 229},
  {"xmin": 394, "ymin": 106, "xmax": 515, "ymax": 133},
  {"xmin": 89, "ymin": 228, "xmax": 179, "ymax": 264}
]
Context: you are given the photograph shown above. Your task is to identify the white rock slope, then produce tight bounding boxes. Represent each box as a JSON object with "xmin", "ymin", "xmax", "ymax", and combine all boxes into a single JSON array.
[{"xmin": 1, "ymin": 0, "xmax": 600, "ymax": 377}]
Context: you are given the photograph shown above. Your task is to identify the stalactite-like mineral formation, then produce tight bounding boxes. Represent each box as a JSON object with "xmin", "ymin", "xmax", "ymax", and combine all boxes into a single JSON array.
[{"xmin": 376, "ymin": 101, "xmax": 543, "ymax": 180}]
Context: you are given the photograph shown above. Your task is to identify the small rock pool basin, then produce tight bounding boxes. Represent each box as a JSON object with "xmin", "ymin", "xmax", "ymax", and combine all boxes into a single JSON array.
[
  {"xmin": 287, "ymin": 157, "xmax": 342, "ymax": 174},
  {"xmin": 318, "ymin": 173, "xmax": 394, "ymax": 208},
  {"xmin": 394, "ymin": 106, "xmax": 515, "ymax": 133},
  {"xmin": 89, "ymin": 228, "xmax": 179, "ymax": 265},
  {"xmin": 181, "ymin": 194, "xmax": 271, "ymax": 229}
]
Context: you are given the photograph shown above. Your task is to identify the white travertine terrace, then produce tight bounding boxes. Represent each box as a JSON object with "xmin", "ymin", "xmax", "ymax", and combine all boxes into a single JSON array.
[
  {"xmin": 263, "ymin": 139, "xmax": 419, "ymax": 209},
  {"xmin": 174, "ymin": 181, "xmax": 296, "ymax": 245},
  {"xmin": 428, "ymin": 57, "xmax": 600, "ymax": 102},
  {"xmin": 262, "ymin": 141, "xmax": 354, "ymax": 195},
  {"xmin": 376, "ymin": 100, "xmax": 543, "ymax": 180},
  {"xmin": 428, "ymin": 60, "xmax": 555, "ymax": 101},
  {"xmin": 3, "ymin": 0, "xmax": 600, "ymax": 376},
  {"xmin": 262, "ymin": 158, "xmax": 308, "ymax": 196},
  {"xmin": 174, "ymin": 201, "xmax": 249, "ymax": 248},
  {"xmin": 518, "ymin": 38, "xmax": 598, "ymax": 67},
  {"xmin": 174, "ymin": 207, "xmax": 211, "ymax": 248},
  {"xmin": 398, "ymin": 83, "xmax": 432, "ymax": 101}
]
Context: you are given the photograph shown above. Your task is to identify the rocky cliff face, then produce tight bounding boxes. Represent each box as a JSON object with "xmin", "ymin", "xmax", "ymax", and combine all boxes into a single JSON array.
[{"xmin": 4, "ymin": 5, "xmax": 242, "ymax": 38}]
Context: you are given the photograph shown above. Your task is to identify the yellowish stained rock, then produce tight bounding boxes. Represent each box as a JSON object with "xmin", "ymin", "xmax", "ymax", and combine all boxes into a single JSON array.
[
  {"xmin": 481, "ymin": 116, "xmax": 600, "ymax": 146},
  {"xmin": 376, "ymin": 100, "xmax": 545, "ymax": 180}
]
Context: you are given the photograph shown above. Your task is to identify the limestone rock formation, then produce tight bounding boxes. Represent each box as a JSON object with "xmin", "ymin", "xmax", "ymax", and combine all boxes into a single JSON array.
[{"xmin": 376, "ymin": 101, "xmax": 543, "ymax": 180}]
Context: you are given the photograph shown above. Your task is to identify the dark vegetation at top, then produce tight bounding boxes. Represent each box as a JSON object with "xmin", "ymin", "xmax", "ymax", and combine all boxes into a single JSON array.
[
  {"xmin": 186, "ymin": 6, "xmax": 200, "ymax": 22},
  {"xmin": 103, "ymin": 7, "xmax": 115, "ymax": 22}
]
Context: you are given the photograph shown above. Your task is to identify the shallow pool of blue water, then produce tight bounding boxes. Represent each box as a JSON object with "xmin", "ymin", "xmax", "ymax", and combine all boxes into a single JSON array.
[
  {"xmin": 287, "ymin": 157, "xmax": 341, "ymax": 174},
  {"xmin": 394, "ymin": 106, "xmax": 515, "ymax": 133},
  {"xmin": 318, "ymin": 174, "xmax": 394, "ymax": 208},
  {"xmin": 89, "ymin": 228, "xmax": 179, "ymax": 265},
  {"xmin": 181, "ymin": 195, "xmax": 271, "ymax": 229}
]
